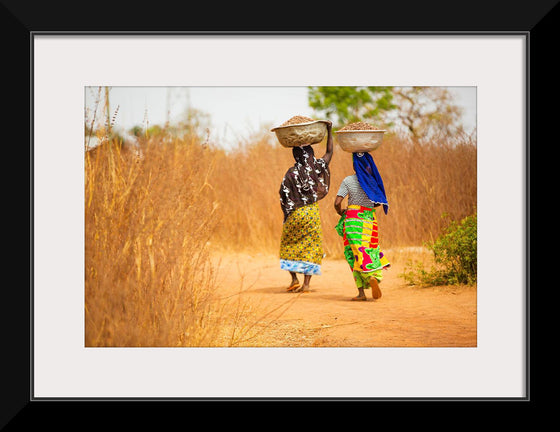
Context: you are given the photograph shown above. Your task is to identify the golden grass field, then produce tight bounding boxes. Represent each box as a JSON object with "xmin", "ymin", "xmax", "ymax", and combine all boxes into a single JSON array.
[{"xmin": 85, "ymin": 130, "xmax": 476, "ymax": 347}]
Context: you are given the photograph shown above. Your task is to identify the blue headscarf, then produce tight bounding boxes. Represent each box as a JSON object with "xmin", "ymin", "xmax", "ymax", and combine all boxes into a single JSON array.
[{"xmin": 353, "ymin": 152, "xmax": 389, "ymax": 214}]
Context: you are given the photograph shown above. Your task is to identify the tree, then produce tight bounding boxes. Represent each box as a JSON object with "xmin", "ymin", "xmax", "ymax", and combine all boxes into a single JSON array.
[
  {"xmin": 308, "ymin": 86, "xmax": 396, "ymax": 127},
  {"xmin": 308, "ymin": 86, "xmax": 465, "ymax": 140},
  {"xmin": 390, "ymin": 87, "xmax": 465, "ymax": 139}
]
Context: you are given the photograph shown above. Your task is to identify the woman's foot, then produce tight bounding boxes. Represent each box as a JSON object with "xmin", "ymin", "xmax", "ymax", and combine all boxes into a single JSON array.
[
  {"xmin": 351, "ymin": 287, "xmax": 367, "ymax": 301},
  {"xmin": 292, "ymin": 283, "xmax": 310, "ymax": 293},
  {"xmin": 369, "ymin": 278, "xmax": 382, "ymax": 299},
  {"xmin": 292, "ymin": 274, "xmax": 312, "ymax": 293}
]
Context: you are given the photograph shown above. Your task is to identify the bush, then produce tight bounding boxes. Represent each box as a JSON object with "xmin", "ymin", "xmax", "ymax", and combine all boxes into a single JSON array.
[{"xmin": 402, "ymin": 213, "xmax": 477, "ymax": 286}]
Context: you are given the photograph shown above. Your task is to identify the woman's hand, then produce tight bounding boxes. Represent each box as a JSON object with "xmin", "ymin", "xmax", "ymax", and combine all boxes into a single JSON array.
[{"xmin": 334, "ymin": 195, "xmax": 345, "ymax": 216}]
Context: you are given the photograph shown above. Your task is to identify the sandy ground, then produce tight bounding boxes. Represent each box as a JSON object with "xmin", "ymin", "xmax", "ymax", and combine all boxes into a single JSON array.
[{"xmin": 212, "ymin": 250, "xmax": 477, "ymax": 347}]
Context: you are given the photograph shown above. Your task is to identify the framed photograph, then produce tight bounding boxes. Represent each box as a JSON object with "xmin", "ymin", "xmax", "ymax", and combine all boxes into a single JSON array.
[
  {"xmin": 33, "ymin": 32, "xmax": 525, "ymax": 396},
  {"xmin": 5, "ymin": 0, "xmax": 545, "ymax": 424}
]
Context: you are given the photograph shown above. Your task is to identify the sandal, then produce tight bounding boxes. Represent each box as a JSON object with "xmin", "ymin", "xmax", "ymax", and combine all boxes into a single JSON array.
[
  {"xmin": 287, "ymin": 281, "xmax": 301, "ymax": 292},
  {"xmin": 351, "ymin": 296, "xmax": 367, "ymax": 301}
]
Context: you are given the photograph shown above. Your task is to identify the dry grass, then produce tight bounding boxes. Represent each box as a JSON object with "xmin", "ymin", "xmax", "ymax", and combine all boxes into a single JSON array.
[
  {"xmin": 84, "ymin": 129, "xmax": 476, "ymax": 346},
  {"xmin": 85, "ymin": 136, "xmax": 223, "ymax": 346}
]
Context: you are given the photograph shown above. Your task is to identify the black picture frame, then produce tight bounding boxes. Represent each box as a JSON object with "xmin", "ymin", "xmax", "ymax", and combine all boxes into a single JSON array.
[{"xmin": 4, "ymin": 0, "xmax": 549, "ymax": 426}]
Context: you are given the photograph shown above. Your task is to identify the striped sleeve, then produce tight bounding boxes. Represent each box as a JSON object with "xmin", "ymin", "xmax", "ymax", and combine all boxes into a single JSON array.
[{"xmin": 337, "ymin": 178, "xmax": 349, "ymax": 197}]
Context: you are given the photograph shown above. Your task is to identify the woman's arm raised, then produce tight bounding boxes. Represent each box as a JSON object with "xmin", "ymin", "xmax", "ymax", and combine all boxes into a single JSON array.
[{"xmin": 322, "ymin": 121, "xmax": 334, "ymax": 165}]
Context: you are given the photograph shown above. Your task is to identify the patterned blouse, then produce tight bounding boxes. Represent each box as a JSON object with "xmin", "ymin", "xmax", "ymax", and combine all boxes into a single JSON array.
[
  {"xmin": 279, "ymin": 146, "xmax": 330, "ymax": 222},
  {"xmin": 337, "ymin": 174, "xmax": 379, "ymax": 209}
]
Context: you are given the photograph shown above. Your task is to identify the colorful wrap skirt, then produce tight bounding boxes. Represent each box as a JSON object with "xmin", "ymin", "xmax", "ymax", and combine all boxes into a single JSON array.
[
  {"xmin": 335, "ymin": 204, "xmax": 390, "ymax": 287},
  {"xmin": 280, "ymin": 202, "xmax": 323, "ymax": 275}
]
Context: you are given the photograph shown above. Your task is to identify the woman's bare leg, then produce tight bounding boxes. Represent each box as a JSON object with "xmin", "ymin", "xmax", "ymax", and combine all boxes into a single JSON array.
[
  {"xmin": 352, "ymin": 287, "xmax": 367, "ymax": 301},
  {"xmin": 292, "ymin": 274, "xmax": 312, "ymax": 292},
  {"xmin": 287, "ymin": 272, "xmax": 300, "ymax": 291},
  {"xmin": 301, "ymin": 274, "xmax": 312, "ymax": 291},
  {"xmin": 290, "ymin": 272, "xmax": 299, "ymax": 284}
]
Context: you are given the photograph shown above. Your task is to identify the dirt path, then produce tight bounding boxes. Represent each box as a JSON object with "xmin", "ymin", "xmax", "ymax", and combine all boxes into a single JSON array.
[{"xmin": 213, "ymin": 251, "xmax": 477, "ymax": 347}]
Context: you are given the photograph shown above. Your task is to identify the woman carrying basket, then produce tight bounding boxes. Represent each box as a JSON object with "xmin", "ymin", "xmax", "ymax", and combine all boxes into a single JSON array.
[
  {"xmin": 334, "ymin": 151, "xmax": 390, "ymax": 301},
  {"xmin": 279, "ymin": 122, "xmax": 333, "ymax": 293}
]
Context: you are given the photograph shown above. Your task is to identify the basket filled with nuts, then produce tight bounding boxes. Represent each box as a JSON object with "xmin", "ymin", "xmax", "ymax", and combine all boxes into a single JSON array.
[
  {"xmin": 271, "ymin": 115, "xmax": 331, "ymax": 148},
  {"xmin": 335, "ymin": 122, "xmax": 386, "ymax": 153}
]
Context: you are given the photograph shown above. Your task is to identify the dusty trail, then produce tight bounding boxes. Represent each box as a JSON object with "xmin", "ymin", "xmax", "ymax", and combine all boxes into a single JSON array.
[{"xmin": 213, "ymin": 251, "xmax": 477, "ymax": 347}]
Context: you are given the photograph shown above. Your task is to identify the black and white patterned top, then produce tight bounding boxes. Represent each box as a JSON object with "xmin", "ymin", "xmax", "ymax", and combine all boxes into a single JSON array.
[
  {"xmin": 337, "ymin": 174, "xmax": 378, "ymax": 208},
  {"xmin": 279, "ymin": 146, "xmax": 330, "ymax": 222}
]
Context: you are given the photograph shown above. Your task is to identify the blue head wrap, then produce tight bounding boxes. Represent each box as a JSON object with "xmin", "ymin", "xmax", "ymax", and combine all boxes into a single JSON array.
[{"xmin": 352, "ymin": 152, "xmax": 388, "ymax": 214}]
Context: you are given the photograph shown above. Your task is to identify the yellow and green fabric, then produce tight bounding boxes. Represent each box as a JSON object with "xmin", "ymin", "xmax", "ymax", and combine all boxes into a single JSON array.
[{"xmin": 335, "ymin": 204, "xmax": 390, "ymax": 287}]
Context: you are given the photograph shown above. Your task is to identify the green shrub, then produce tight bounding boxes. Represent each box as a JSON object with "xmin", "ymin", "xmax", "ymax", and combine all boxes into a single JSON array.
[{"xmin": 401, "ymin": 213, "xmax": 477, "ymax": 286}]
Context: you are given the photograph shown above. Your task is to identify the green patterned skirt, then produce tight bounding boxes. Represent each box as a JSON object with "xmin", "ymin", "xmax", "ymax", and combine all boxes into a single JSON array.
[{"xmin": 335, "ymin": 204, "xmax": 390, "ymax": 287}]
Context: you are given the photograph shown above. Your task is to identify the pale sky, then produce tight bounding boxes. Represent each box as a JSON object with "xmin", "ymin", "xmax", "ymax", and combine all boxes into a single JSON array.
[{"xmin": 85, "ymin": 86, "xmax": 476, "ymax": 148}]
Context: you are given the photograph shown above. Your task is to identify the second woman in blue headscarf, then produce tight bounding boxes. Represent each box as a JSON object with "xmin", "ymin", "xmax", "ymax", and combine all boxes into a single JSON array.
[{"xmin": 334, "ymin": 151, "xmax": 390, "ymax": 301}]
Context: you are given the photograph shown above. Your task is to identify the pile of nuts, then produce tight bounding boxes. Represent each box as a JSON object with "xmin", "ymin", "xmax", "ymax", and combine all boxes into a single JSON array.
[
  {"xmin": 338, "ymin": 121, "xmax": 379, "ymax": 131},
  {"xmin": 280, "ymin": 115, "xmax": 315, "ymax": 126}
]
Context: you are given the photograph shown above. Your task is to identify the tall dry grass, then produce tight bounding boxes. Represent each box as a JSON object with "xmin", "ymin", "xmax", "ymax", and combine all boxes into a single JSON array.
[
  {"xmin": 85, "ymin": 136, "xmax": 223, "ymax": 346},
  {"xmin": 85, "ymin": 129, "xmax": 476, "ymax": 346}
]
